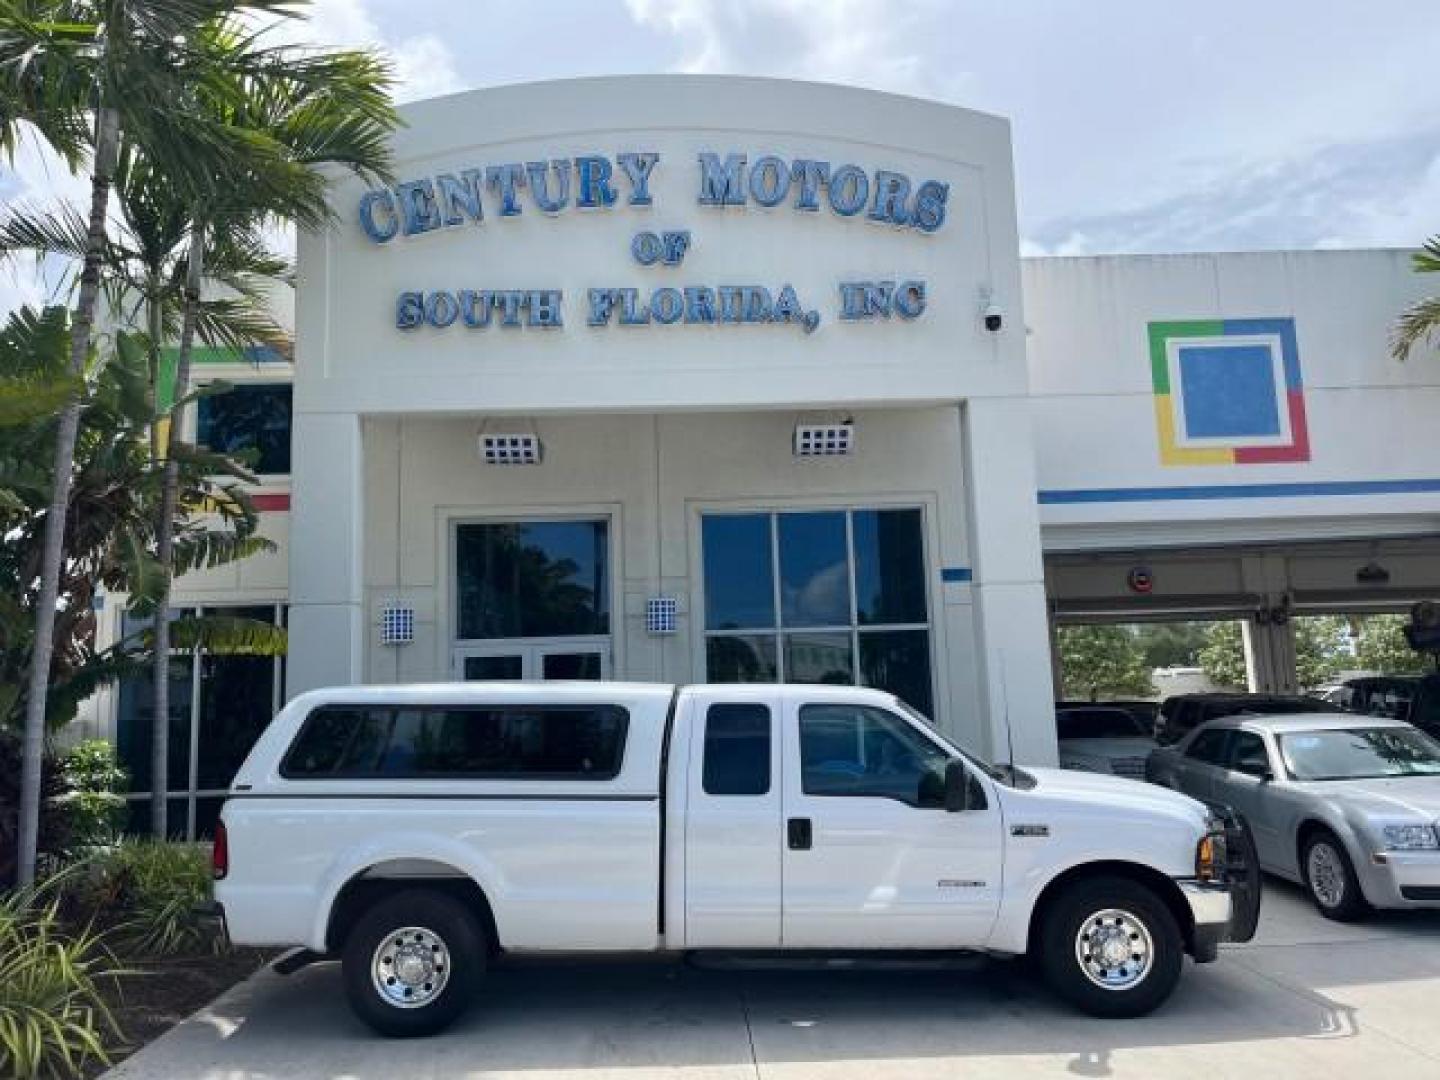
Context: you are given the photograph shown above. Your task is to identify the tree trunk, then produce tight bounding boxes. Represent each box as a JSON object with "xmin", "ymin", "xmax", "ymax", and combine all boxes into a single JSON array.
[
  {"xmin": 150, "ymin": 221, "xmax": 204, "ymax": 838},
  {"xmin": 16, "ymin": 106, "xmax": 120, "ymax": 887}
]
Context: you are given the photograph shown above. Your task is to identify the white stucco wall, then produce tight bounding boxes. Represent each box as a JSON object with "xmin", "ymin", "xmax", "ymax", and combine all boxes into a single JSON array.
[{"xmin": 1025, "ymin": 250, "xmax": 1440, "ymax": 547}]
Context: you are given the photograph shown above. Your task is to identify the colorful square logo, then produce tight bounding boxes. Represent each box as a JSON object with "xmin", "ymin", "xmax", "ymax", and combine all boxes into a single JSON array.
[{"xmin": 1148, "ymin": 318, "xmax": 1309, "ymax": 465}]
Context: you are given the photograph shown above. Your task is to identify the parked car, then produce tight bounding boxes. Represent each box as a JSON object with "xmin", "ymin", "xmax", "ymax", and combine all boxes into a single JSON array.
[
  {"xmin": 216, "ymin": 682, "xmax": 1258, "ymax": 1033},
  {"xmin": 1333, "ymin": 674, "xmax": 1440, "ymax": 735},
  {"xmin": 1056, "ymin": 704, "xmax": 1159, "ymax": 779},
  {"xmin": 1152, "ymin": 692, "xmax": 1341, "ymax": 747},
  {"xmin": 1147, "ymin": 713, "xmax": 1440, "ymax": 920}
]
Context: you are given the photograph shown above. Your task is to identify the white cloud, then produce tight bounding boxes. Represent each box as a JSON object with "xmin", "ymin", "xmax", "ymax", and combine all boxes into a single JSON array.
[
  {"xmin": 624, "ymin": 0, "xmax": 972, "ymax": 102},
  {"xmin": 279, "ymin": 0, "xmax": 463, "ymax": 103}
]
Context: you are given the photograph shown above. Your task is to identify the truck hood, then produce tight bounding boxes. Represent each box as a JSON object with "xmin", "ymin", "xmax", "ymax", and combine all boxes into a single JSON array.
[{"xmin": 1017, "ymin": 766, "xmax": 1210, "ymax": 828}]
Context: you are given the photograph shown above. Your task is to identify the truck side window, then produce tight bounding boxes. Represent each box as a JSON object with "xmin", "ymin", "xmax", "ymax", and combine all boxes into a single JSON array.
[
  {"xmin": 798, "ymin": 704, "xmax": 950, "ymax": 808},
  {"xmin": 702, "ymin": 704, "xmax": 771, "ymax": 795},
  {"xmin": 281, "ymin": 704, "xmax": 629, "ymax": 780}
]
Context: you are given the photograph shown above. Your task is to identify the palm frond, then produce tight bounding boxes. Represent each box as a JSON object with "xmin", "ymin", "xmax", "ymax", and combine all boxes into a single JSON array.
[
  {"xmin": 168, "ymin": 612, "xmax": 287, "ymax": 656},
  {"xmin": 1391, "ymin": 294, "xmax": 1440, "ymax": 362}
]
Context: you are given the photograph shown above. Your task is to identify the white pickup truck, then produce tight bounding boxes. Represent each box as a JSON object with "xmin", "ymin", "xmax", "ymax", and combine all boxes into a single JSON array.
[{"xmin": 214, "ymin": 682, "xmax": 1259, "ymax": 1035}]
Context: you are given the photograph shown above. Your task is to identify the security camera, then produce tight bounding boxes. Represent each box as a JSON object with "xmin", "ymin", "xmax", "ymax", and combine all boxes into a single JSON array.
[{"xmin": 983, "ymin": 301, "xmax": 1004, "ymax": 332}]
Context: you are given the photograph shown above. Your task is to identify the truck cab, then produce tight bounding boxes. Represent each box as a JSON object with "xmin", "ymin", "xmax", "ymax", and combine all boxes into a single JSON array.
[{"xmin": 215, "ymin": 682, "xmax": 1257, "ymax": 1036}]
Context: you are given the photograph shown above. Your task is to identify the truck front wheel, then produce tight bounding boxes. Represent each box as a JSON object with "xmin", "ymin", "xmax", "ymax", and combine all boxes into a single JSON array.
[
  {"xmin": 341, "ymin": 889, "xmax": 486, "ymax": 1037},
  {"xmin": 1038, "ymin": 876, "xmax": 1184, "ymax": 1018}
]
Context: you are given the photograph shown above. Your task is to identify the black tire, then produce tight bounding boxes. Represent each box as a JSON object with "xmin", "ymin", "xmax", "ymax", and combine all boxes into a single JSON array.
[
  {"xmin": 341, "ymin": 889, "xmax": 486, "ymax": 1037},
  {"xmin": 1302, "ymin": 830, "xmax": 1370, "ymax": 922},
  {"xmin": 1038, "ymin": 876, "xmax": 1184, "ymax": 1018}
]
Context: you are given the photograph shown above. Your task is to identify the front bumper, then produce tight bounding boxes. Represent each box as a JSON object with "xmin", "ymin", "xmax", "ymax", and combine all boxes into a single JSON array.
[
  {"xmin": 1359, "ymin": 849, "xmax": 1440, "ymax": 908},
  {"xmin": 1179, "ymin": 881, "xmax": 1234, "ymax": 962}
]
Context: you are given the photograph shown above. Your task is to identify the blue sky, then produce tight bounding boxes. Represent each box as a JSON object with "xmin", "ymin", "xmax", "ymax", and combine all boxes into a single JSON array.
[{"xmin": 2, "ymin": 0, "xmax": 1438, "ymax": 314}]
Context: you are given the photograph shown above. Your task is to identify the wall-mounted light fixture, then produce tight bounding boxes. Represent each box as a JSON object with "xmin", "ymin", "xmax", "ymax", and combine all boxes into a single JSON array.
[{"xmin": 379, "ymin": 602, "xmax": 415, "ymax": 646}]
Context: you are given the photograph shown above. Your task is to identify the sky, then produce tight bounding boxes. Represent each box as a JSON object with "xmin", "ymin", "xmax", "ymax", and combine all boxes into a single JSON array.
[{"xmin": 2, "ymin": 0, "xmax": 1438, "ymax": 315}]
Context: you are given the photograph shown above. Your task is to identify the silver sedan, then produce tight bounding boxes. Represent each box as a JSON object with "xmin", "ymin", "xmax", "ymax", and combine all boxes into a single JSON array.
[{"xmin": 1146, "ymin": 713, "xmax": 1440, "ymax": 921}]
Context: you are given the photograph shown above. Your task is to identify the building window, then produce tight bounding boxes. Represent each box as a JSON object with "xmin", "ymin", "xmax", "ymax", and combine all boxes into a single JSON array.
[
  {"xmin": 701, "ymin": 509, "xmax": 934, "ymax": 716},
  {"xmin": 115, "ymin": 604, "xmax": 285, "ymax": 839},
  {"xmin": 196, "ymin": 382, "xmax": 293, "ymax": 475},
  {"xmin": 455, "ymin": 520, "xmax": 610, "ymax": 640}
]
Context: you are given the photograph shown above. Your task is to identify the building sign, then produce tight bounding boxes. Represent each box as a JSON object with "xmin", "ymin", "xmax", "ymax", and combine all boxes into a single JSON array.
[{"xmin": 357, "ymin": 152, "xmax": 950, "ymax": 336}]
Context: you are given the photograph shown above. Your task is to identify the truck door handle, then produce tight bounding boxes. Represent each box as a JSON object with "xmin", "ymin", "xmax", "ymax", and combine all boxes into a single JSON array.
[{"xmin": 787, "ymin": 817, "xmax": 812, "ymax": 850}]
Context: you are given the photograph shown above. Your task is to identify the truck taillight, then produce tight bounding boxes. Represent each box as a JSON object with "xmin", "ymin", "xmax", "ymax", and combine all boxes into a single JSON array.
[{"xmin": 213, "ymin": 819, "xmax": 229, "ymax": 880}]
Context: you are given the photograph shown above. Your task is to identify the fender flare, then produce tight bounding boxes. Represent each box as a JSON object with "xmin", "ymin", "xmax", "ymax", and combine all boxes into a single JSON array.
[{"xmin": 307, "ymin": 830, "xmax": 505, "ymax": 952}]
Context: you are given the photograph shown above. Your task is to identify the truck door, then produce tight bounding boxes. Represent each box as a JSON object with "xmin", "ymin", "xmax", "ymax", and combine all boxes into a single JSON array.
[
  {"xmin": 780, "ymin": 694, "xmax": 1003, "ymax": 948},
  {"xmin": 682, "ymin": 690, "xmax": 783, "ymax": 947}
]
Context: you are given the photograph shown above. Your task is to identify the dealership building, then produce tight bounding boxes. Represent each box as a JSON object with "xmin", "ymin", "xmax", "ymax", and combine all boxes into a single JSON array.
[{"xmin": 88, "ymin": 76, "xmax": 1440, "ymax": 838}]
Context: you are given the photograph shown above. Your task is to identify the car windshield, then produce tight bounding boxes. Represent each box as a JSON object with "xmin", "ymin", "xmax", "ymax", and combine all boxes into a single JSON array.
[
  {"xmin": 1279, "ymin": 727, "xmax": 1440, "ymax": 781},
  {"xmin": 1058, "ymin": 710, "xmax": 1147, "ymax": 740}
]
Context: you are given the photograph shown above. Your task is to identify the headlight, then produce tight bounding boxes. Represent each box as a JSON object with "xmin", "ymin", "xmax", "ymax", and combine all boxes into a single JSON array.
[
  {"xmin": 1382, "ymin": 824, "xmax": 1440, "ymax": 850},
  {"xmin": 1196, "ymin": 830, "xmax": 1227, "ymax": 882}
]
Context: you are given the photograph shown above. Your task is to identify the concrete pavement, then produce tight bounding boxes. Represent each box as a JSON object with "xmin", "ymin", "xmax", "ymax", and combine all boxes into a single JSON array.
[{"xmin": 105, "ymin": 883, "xmax": 1440, "ymax": 1079}]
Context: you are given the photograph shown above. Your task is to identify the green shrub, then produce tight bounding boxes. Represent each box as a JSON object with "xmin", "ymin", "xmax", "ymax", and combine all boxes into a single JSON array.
[
  {"xmin": 0, "ymin": 730, "xmax": 74, "ymax": 889},
  {"xmin": 61, "ymin": 841, "xmax": 223, "ymax": 957},
  {"xmin": 0, "ymin": 885, "xmax": 122, "ymax": 1079},
  {"xmin": 56, "ymin": 740, "xmax": 129, "ymax": 848}
]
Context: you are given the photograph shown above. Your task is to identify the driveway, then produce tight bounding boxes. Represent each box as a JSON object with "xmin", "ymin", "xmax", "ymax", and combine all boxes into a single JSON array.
[{"xmin": 106, "ymin": 883, "xmax": 1440, "ymax": 1079}]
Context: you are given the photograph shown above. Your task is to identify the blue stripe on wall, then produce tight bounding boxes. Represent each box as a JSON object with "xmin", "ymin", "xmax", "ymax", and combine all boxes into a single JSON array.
[
  {"xmin": 941, "ymin": 567, "xmax": 973, "ymax": 582},
  {"xmin": 1037, "ymin": 478, "xmax": 1440, "ymax": 505}
]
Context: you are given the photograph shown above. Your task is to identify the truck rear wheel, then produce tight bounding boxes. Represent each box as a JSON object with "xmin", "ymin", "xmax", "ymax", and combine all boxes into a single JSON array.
[
  {"xmin": 341, "ymin": 889, "xmax": 486, "ymax": 1037},
  {"xmin": 1038, "ymin": 876, "xmax": 1183, "ymax": 1018}
]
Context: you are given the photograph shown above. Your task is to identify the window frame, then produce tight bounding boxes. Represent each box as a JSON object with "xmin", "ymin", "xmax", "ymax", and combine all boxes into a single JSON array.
[
  {"xmin": 116, "ymin": 602, "xmax": 287, "ymax": 840},
  {"xmin": 700, "ymin": 702, "xmax": 773, "ymax": 796},
  {"xmin": 192, "ymin": 378, "xmax": 295, "ymax": 480},
  {"xmin": 796, "ymin": 702, "xmax": 956, "ymax": 809},
  {"xmin": 696, "ymin": 506, "xmax": 936, "ymax": 713},
  {"xmin": 278, "ymin": 702, "xmax": 632, "ymax": 782}
]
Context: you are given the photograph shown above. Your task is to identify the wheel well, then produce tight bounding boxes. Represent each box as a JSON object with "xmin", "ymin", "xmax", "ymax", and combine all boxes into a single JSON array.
[
  {"xmin": 1027, "ymin": 861, "xmax": 1195, "ymax": 955},
  {"xmin": 325, "ymin": 863, "xmax": 500, "ymax": 956},
  {"xmin": 1295, "ymin": 819, "xmax": 1333, "ymax": 874}
]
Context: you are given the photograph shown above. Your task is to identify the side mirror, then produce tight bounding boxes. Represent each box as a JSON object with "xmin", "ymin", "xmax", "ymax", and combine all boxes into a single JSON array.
[{"xmin": 944, "ymin": 759, "xmax": 970, "ymax": 813}]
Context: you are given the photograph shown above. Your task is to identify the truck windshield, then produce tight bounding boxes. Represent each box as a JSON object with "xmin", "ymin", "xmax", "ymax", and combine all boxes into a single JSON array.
[{"xmin": 894, "ymin": 700, "xmax": 1034, "ymax": 789}]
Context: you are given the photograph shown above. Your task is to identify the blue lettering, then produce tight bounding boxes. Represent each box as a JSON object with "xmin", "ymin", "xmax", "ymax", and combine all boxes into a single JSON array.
[
  {"xmin": 436, "ymin": 170, "xmax": 484, "ymax": 226},
  {"xmin": 652, "ymin": 288, "xmax": 683, "ymax": 324},
  {"xmin": 588, "ymin": 288, "xmax": 620, "ymax": 327},
  {"xmin": 684, "ymin": 286, "xmax": 717, "ymax": 323},
  {"xmin": 748, "ymin": 156, "xmax": 790, "ymax": 207},
  {"xmin": 717, "ymin": 286, "xmax": 744, "ymax": 322},
  {"xmin": 497, "ymin": 290, "xmax": 526, "ymax": 326},
  {"xmin": 485, "ymin": 164, "xmax": 527, "ymax": 216},
  {"xmin": 359, "ymin": 190, "xmax": 400, "ymax": 242},
  {"xmin": 616, "ymin": 152, "xmax": 660, "ymax": 206},
  {"xmin": 425, "ymin": 291, "xmax": 459, "ymax": 327},
  {"xmin": 618, "ymin": 288, "xmax": 648, "ymax": 325},
  {"xmin": 868, "ymin": 170, "xmax": 911, "ymax": 226},
  {"xmin": 460, "ymin": 290, "xmax": 493, "ymax": 328},
  {"xmin": 894, "ymin": 280, "xmax": 926, "ymax": 318},
  {"xmin": 396, "ymin": 291, "xmax": 424, "ymax": 328},
  {"xmin": 827, "ymin": 166, "xmax": 869, "ymax": 216},
  {"xmin": 912, "ymin": 180, "xmax": 949, "ymax": 233},
  {"xmin": 773, "ymin": 284, "xmax": 803, "ymax": 324},
  {"xmin": 395, "ymin": 179, "xmax": 441, "ymax": 234},
  {"xmin": 742, "ymin": 286, "xmax": 773, "ymax": 323},
  {"xmin": 661, "ymin": 231, "xmax": 691, "ymax": 265},
  {"xmin": 631, "ymin": 231, "xmax": 664, "ymax": 265},
  {"xmin": 790, "ymin": 160, "xmax": 830, "ymax": 211},
  {"xmin": 528, "ymin": 290, "xmax": 564, "ymax": 328},
  {"xmin": 697, "ymin": 152, "xmax": 747, "ymax": 206},
  {"xmin": 525, "ymin": 160, "xmax": 571, "ymax": 213},
  {"xmin": 575, "ymin": 156, "xmax": 618, "ymax": 208}
]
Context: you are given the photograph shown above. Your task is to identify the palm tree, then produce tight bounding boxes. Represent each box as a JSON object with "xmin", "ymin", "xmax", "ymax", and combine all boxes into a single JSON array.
[
  {"xmin": 145, "ymin": 24, "xmax": 395, "ymax": 835},
  {"xmin": 0, "ymin": 306, "xmax": 286, "ymax": 740},
  {"xmin": 1392, "ymin": 236, "xmax": 1440, "ymax": 361},
  {"xmin": 0, "ymin": 0, "xmax": 327, "ymax": 883}
]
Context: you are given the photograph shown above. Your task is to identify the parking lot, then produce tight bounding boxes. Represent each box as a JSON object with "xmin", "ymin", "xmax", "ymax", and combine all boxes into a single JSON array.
[{"xmin": 107, "ymin": 881, "xmax": 1440, "ymax": 1080}]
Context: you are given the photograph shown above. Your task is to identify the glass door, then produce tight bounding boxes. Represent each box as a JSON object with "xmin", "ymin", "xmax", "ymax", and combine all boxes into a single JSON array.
[{"xmin": 455, "ymin": 641, "xmax": 609, "ymax": 681}]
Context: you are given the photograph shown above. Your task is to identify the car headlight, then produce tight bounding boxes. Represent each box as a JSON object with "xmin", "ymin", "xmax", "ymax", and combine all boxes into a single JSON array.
[{"xmin": 1382, "ymin": 824, "xmax": 1440, "ymax": 851}]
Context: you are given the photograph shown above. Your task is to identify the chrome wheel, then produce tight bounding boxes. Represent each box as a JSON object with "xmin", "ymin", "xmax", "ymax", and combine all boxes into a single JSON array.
[
  {"xmin": 1307, "ymin": 841, "xmax": 1347, "ymax": 909},
  {"xmin": 1074, "ymin": 908, "xmax": 1154, "ymax": 991},
  {"xmin": 371, "ymin": 926, "xmax": 451, "ymax": 1009}
]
